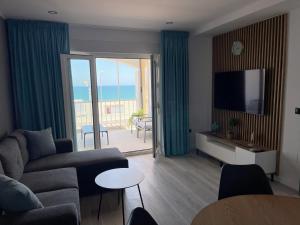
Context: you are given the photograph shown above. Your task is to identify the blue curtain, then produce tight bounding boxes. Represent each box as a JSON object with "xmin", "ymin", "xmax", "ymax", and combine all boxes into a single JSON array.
[
  {"xmin": 6, "ymin": 20, "xmax": 70, "ymax": 139},
  {"xmin": 161, "ymin": 31, "xmax": 189, "ymax": 156}
]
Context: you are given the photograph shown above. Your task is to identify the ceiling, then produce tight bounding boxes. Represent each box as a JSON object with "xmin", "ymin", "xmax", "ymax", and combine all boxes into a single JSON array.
[{"xmin": 0, "ymin": 0, "xmax": 299, "ymax": 35}]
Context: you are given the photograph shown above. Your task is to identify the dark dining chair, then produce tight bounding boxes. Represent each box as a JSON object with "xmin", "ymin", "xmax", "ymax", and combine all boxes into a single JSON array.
[
  {"xmin": 127, "ymin": 207, "xmax": 158, "ymax": 225},
  {"xmin": 218, "ymin": 164, "xmax": 273, "ymax": 200}
]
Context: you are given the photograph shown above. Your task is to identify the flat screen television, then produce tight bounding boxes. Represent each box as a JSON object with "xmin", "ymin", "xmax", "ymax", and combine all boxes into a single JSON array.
[{"xmin": 214, "ymin": 69, "xmax": 266, "ymax": 115}]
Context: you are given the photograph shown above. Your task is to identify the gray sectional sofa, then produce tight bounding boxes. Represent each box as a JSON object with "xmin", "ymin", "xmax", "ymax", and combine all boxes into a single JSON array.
[{"xmin": 0, "ymin": 130, "xmax": 128, "ymax": 225}]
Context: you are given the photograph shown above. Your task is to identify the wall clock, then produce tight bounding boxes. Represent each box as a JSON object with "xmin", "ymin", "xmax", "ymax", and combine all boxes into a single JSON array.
[{"xmin": 232, "ymin": 41, "xmax": 244, "ymax": 56}]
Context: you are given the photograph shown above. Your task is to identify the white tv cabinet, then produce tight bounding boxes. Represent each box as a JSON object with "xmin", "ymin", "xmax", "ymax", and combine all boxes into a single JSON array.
[{"xmin": 196, "ymin": 132, "xmax": 276, "ymax": 179}]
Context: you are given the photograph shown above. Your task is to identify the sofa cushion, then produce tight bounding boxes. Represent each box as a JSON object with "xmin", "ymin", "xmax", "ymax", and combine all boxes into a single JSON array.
[
  {"xmin": 0, "ymin": 138, "xmax": 24, "ymax": 180},
  {"xmin": 0, "ymin": 174, "xmax": 43, "ymax": 213},
  {"xmin": 9, "ymin": 130, "xmax": 29, "ymax": 165},
  {"xmin": 20, "ymin": 168, "xmax": 78, "ymax": 193},
  {"xmin": 25, "ymin": 148, "xmax": 128, "ymax": 196},
  {"xmin": 36, "ymin": 188, "xmax": 80, "ymax": 219},
  {"xmin": 25, "ymin": 148, "xmax": 128, "ymax": 172},
  {"xmin": 24, "ymin": 128, "xmax": 56, "ymax": 160},
  {"xmin": 0, "ymin": 204, "xmax": 79, "ymax": 225}
]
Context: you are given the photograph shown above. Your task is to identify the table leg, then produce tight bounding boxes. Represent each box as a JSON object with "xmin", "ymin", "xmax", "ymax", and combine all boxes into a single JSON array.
[
  {"xmin": 84, "ymin": 133, "xmax": 86, "ymax": 148},
  {"xmin": 137, "ymin": 184, "xmax": 144, "ymax": 208},
  {"xmin": 106, "ymin": 131, "xmax": 109, "ymax": 145},
  {"xmin": 97, "ymin": 190, "xmax": 102, "ymax": 220},
  {"xmin": 121, "ymin": 189, "xmax": 125, "ymax": 225}
]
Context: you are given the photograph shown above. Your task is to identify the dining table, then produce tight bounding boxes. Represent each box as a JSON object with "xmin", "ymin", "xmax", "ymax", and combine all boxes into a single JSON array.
[{"xmin": 191, "ymin": 195, "xmax": 300, "ymax": 225}]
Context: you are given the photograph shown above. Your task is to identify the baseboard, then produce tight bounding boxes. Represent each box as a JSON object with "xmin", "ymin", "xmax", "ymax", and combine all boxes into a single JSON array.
[{"xmin": 124, "ymin": 148, "xmax": 152, "ymax": 157}]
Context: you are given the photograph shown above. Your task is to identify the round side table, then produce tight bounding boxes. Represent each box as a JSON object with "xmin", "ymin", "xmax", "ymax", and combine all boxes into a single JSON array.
[{"xmin": 95, "ymin": 168, "xmax": 145, "ymax": 225}]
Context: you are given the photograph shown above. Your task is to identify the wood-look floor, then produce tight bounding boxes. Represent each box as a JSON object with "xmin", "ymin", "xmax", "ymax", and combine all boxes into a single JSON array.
[{"xmin": 80, "ymin": 152, "xmax": 298, "ymax": 225}]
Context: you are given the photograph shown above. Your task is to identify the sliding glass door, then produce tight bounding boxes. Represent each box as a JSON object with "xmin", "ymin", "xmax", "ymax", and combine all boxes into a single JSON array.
[
  {"xmin": 61, "ymin": 55, "xmax": 101, "ymax": 150},
  {"xmin": 96, "ymin": 58, "xmax": 139, "ymax": 129},
  {"xmin": 70, "ymin": 59, "xmax": 95, "ymax": 149},
  {"xmin": 61, "ymin": 54, "xmax": 157, "ymax": 153}
]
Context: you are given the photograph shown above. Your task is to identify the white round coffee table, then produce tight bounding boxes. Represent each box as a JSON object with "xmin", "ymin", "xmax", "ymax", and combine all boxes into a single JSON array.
[{"xmin": 95, "ymin": 168, "xmax": 145, "ymax": 225}]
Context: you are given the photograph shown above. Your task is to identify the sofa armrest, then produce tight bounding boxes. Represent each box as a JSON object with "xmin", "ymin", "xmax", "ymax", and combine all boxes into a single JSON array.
[
  {"xmin": 55, "ymin": 138, "xmax": 73, "ymax": 153},
  {"xmin": 0, "ymin": 204, "xmax": 79, "ymax": 225}
]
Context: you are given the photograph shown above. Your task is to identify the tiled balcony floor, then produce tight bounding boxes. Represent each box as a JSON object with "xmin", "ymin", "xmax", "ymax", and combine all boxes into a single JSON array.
[{"xmin": 76, "ymin": 127, "xmax": 152, "ymax": 152}]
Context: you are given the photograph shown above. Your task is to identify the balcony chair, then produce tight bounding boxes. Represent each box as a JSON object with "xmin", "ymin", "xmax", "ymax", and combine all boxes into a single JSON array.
[
  {"xmin": 135, "ymin": 117, "xmax": 152, "ymax": 143},
  {"xmin": 81, "ymin": 124, "xmax": 109, "ymax": 147},
  {"xmin": 218, "ymin": 164, "xmax": 273, "ymax": 200}
]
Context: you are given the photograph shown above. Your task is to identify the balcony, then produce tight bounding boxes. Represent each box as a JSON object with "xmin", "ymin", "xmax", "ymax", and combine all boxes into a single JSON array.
[{"xmin": 74, "ymin": 100, "xmax": 152, "ymax": 152}]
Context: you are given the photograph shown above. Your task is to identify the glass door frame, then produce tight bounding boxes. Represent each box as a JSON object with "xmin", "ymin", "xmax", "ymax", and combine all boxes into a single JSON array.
[
  {"xmin": 61, "ymin": 53, "xmax": 159, "ymax": 154},
  {"xmin": 94, "ymin": 53, "xmax": 156, "ymax": 154},
  {"xmin": 151, "ymin": 54, "xmax": 161, "ymax": 157},
  {"xmin": 61, "ymin": 54, "xmax": 102, "ymax": 150}
]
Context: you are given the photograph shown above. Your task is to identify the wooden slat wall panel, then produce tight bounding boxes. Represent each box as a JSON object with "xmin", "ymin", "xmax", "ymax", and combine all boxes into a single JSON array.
[{"xmin": 212, "ymin": 15, "xmax": 287, "ymax": 153}]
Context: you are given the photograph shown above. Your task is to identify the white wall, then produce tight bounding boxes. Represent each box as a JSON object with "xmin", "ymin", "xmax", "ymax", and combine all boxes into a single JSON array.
[
  {"xmin": 70, "ymin": 25, "xmax": 213, "ymax": 150},
  {"xmin": 278, "ymin": 8, "xmax": 300, "ymax": 190},
  {"xmin": 189, "ymin": 35, "xmax": 212, "ymax": 149},
  {"xmin": 0, "ymin": 17, "xmax": 14, "ymax": 137},
  {"xmin": 69, "ymin": 25, "xmax": 160, "ymax": 54},
  {"xmin": 188, "ymin": 12, "xmax": 300, "ymax": 190}
]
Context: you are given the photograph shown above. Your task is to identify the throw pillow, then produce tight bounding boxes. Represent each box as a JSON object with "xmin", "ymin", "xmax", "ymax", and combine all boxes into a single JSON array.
[
  {"xmin": 0, "ymin": 138, "xmax": 24, "ymax": 180},
  {"xmin": 0, "ymin": 174, "xmax": 43, "ymax": 212},
  {"xmin": 24, "ymin": 128, "xmax": 56, "ymax": 160}
]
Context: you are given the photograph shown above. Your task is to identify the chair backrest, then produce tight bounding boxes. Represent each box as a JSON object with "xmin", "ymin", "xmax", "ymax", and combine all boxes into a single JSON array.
[
  {"xmin": 127, "ymin": 207, "xmax": 158, "ymax": 225},
  {"xmin": 218, "ymin": 164, "xmax": 273, "ymax": 200},
  {"xmin": 132, "ymin": 117, "xmax": 141, "ymax": 126}
]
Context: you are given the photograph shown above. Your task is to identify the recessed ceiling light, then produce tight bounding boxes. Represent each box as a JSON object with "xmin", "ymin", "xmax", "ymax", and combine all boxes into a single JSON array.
[
  {"xmin": 48, "ymin": 10, "xmax": 58, "ymax": 15},
  {"xmin": 166, "ymin": 21, "xmax": 174, "ymax": 25}
]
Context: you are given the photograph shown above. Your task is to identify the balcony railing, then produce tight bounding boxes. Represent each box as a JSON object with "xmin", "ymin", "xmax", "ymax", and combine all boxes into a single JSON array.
[{"xmin": 74, "ymin": 100, "xmax": 137, "ymax": 130}]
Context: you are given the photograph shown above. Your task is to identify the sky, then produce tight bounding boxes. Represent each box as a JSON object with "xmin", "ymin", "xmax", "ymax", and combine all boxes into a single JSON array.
[{"xmin": 70, "ymin": 58, "xmax": 138, "ymax": 87}]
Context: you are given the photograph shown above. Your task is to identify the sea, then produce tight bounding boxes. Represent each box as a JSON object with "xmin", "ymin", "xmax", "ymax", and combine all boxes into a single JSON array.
[{"xmin": 73, "ymin": 85, "xmax": 136, "ymax": 101}]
